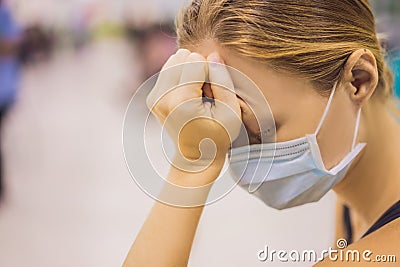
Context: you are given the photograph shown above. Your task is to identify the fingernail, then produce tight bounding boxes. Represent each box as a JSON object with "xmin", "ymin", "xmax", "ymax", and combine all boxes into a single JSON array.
[{"xmin": 208, "ymin": 53, "xmax": 221, "ymax": 63}]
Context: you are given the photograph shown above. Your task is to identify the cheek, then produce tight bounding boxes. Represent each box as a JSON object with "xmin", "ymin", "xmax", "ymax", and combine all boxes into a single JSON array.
[
  {"xmin": 271, "ymin": 99, "xmax": 326, "ymax": 142},
  {"xmin": 254, "ymin": 82, "xmax": 328, "ymax": 143},
  {"xmin": 316, "ymin": 90, "xmax": 358, "ymax": 170},
  {"xmin": 274, "ymin": 118, "xmax": 314, "ymax": 142}
]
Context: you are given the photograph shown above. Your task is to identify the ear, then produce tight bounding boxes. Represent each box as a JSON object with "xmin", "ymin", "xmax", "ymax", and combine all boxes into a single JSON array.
[{"xmin": 341, "ymin": 49, "xmax": 379, "ymax": 107}]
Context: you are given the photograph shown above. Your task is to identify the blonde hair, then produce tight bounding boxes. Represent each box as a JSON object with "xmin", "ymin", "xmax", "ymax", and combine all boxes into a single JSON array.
[{"xmin": 176, "ymin": 0, "xmax": 395, "ymax": 101}]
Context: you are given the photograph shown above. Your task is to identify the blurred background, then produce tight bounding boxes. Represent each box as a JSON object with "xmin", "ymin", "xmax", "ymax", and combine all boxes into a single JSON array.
[{"xmin": 0, "ymin": 0, "xmax": 399, "ymax": 266}]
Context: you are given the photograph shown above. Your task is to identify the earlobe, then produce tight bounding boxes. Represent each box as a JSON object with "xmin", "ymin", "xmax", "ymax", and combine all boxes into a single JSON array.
[{"xmin": 342, "ymin": 49, "xmax": 379, "ymax": 107}]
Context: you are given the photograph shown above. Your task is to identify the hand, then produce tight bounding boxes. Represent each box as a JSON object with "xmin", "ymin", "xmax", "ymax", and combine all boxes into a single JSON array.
[
  {"xmin": 146, "ymin": 49, "xmax": 242, "ymax": 174},
  {"xmin": 237, "ymin": 97, "xmax": 263, "ymax": 145}
]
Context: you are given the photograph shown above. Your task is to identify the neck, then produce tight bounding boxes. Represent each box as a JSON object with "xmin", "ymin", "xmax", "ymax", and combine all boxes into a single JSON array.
[{"xmin": 333, "ymin": 99, "xmax": 400, "ymax": 239}]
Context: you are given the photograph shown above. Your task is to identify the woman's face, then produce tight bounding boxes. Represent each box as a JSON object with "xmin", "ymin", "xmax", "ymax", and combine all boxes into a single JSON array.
[{"xmin": 188, "ymin": 40, "xmax": 362, "ymax": 170}]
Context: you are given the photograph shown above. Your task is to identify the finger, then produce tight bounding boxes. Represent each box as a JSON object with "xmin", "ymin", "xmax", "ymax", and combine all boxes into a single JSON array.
[
  {"xmin": 156, "ymin": 49, "xmax": 191, "ymax": 91},
  {"xmin": 146, "ymin": 49, "xmax": 191, "ymax": 110},
  {"xmin": 237, "ymin": 97, "xmax": 262, "ymax": 144},
  {"xmin": 207, "ymin": 53, "xmax": 240, "ymax": 117},
  {"xmin": 237, "ymin": 97, "xmax": 259, "ymax": 133},
  {"xmin": 170, "ymin": 52, "xmax": 206, "ymax": 108},
  {"xmin": 163, "ymin": 49, "xmax": 191, "ymax": 70}
]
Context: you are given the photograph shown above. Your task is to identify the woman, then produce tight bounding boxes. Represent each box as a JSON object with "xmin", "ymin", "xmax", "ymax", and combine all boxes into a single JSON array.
[{"xmin": 124, "ymin": 0, "xmax": 400, "ymax": 266}]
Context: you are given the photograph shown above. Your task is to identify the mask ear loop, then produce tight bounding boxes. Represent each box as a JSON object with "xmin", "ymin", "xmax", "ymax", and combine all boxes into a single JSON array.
[
  {"xmin": 314, "ymin": 81, "xmax": 338, "ymax": 135},
  {"xmin": 314, "ymin": 81, "xmax": 362, "ymax": 150},
  {"xmin": 352, "ymin": 109, "xmax": 362, "ymax": 149}
]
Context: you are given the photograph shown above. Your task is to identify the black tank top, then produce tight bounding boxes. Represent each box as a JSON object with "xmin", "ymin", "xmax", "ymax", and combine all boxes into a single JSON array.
[{"xmin": 343, "ymin": 200, "xmax": 400, "ymax": 243}]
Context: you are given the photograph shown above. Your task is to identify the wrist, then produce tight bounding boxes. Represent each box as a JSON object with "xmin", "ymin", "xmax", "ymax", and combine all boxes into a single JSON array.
[{"xmin": 167, "ymin": 157, "xmax": 225, "ymax": 187}]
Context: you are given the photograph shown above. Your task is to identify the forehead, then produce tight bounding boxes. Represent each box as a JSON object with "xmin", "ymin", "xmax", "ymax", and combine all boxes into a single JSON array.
[
  {"xmin": 184, "ymin": 40, "xmax": 325, "ymax": 126},
  {"xmin": 185, "ymin": 40, "xmax": 262, "ymax": 73},
  {"xmin": 186, "ymin": 40, "xmax": 318, "ymax": 96},
  {"xmin": 185, "ymin": 40, "xmax": 295, "ymax": 86}
]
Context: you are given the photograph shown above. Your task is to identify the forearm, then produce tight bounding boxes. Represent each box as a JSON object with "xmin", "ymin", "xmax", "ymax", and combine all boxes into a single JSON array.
[{"xmin": 123, "ymin": 162, "xmax": 224, "ymax": 267}]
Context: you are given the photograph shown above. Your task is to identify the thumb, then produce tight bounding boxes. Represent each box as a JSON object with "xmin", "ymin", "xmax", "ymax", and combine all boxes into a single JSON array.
[
  {"xmin": 207, "ymin": 53, "xmax": 242, "ymax": 142},
  {"xmin": 207, "ymin": 53, "xmax": 241, "ymax": 118}
]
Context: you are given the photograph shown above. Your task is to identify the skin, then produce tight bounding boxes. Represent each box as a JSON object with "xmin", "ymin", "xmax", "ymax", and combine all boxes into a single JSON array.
[{"xmin": 123, "ymin": 40, "xmax": 400, "ymax": 266}]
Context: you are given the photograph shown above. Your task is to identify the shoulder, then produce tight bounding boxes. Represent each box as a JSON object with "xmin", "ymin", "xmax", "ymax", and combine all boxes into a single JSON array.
[{"xmin": 314, "ymin": 219, "xmax": 400, "ymax": 266}]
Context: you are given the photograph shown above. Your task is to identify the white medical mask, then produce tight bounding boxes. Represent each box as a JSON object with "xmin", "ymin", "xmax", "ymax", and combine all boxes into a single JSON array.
[{"xmin": 228, "ymin": 82, "xmax": 366, "ymax": 210}]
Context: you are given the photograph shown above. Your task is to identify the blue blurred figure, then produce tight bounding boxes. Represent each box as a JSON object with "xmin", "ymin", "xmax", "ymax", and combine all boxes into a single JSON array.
[
  {"xmin": 388, "ymin": 50, "xmax": 400, "ymax": 98},
  {"xmin": 0, "ymin": 0, "xmax": 21, "ymax": 199}
]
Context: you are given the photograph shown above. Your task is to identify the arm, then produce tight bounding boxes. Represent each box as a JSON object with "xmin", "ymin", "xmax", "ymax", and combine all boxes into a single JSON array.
[
  {"xmin": 123, "ymin": 49, "xmax": 241, "ymax": 266},
  {"xmin": 123, "ymin": 163, "xmax": 224, "ymax": 267},
  {"xmin": 314, "ymin": 219, "xmax": 400, "ymax": 266}
]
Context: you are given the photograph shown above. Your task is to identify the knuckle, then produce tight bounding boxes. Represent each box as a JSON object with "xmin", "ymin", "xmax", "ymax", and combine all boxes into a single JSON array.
[
  {"xmin": 187, "ymin": 52, "xmax": 206, "ymax": 62},
  {"xmin": 146, "ymin": 90, "xmax": 157, "ymax": 110},
  {"xmin": 176, "ymin": 48, "xmax": 191, "ymax": 57}
]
